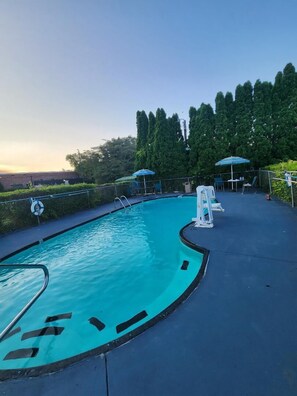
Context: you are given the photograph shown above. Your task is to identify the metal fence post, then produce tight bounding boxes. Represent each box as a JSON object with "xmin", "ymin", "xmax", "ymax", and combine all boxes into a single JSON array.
[
  {"xmin": 290, "ymin": 182, "xmax": 294, "ymax": 208},
  {"xmin": 86, "ymin": 190, "xmax": 90, "ymax": 208},
  {"xmin": 268, "ymin": 171, "xmax": 272, "ymax": 195}
]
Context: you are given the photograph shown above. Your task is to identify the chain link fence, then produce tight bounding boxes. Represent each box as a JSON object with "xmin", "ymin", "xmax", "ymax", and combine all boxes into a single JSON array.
[
  {"xmin": 259, "ymin": 170, "xmax": 297, "ymax": 208},
  {"xmin": 1, "ymin": 170, "xmax": 296, "ymax": 235}
]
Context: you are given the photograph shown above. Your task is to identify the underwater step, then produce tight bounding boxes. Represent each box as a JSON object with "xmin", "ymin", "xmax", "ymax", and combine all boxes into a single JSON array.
[
  {"xmin": 21, "ymin": 326, "xmax": 64, "ymax": 340},
  {"xmin": 181, "ymin": 260, "xmax": 190, "ymax": 270},
  {"xmin": 89, "ymin": 317, "xmax": 106, "ymax": 331},
  {"xmin": 4, "ymin": 348, "xmax": 39, "ymax": 360},
  {"xmin": 116, "ymin": 310, "xmax": 148, "ymax": 333},
  {"xmin": 45, "ymin": 313, "xmax": 72, "ymax": 322}
]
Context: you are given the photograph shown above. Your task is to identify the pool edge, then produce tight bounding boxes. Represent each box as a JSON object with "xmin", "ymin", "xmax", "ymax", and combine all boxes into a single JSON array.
[{"xmin": 0, "ymin": 201, "xmax": 209, "ymax": 381}]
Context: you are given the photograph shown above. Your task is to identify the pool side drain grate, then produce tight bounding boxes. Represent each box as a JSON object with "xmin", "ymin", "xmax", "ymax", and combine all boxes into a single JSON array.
[
  {"xmin": 181, "ymin": 260, "xmax": 190, "ymax": 270},
  {"xmin": 116, "ymin": 310, "xmax": 148, "ymax": 333},
  {"xmin": 21, "ymin": 326, "xmax": 64, "ymax": 340},
  {"xmin": 4, "ymin": 348, "xmax": 39, "ymax": 360},
  {"xmin": 45, "ymin": 313, "xmax": 72, "ymax": 322},
  {"xmin": 89, "ymin": 317, "xmax": 106, "ymax": 331}
]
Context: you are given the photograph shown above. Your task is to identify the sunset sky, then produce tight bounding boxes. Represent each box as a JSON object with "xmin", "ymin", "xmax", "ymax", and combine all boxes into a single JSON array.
[{"xmin": 1, "ymin": 0, "xmax": 297, "ymax": 173}]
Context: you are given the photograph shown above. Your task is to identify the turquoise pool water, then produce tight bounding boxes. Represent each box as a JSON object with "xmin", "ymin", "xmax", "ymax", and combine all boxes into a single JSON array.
[{"xmin": 0, "ymin": 197, "xmax": 204, "ymax": 372}]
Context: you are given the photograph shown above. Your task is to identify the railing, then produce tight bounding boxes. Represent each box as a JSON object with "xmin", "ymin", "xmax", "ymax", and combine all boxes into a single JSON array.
[
  {"xmin": 114, "ymin": 196, "xmax": 132, "ymax": 209},
  {"xmin": 259, "ymin": 170, "xmax": 297, "ymax": 208},
  {"xmin": 0, "ymin": 264, "xmax": 49, "ymax": 341},
  {"xmin": 114, "ymin": 196, "xmax": 126, "ymax": 209},
  {"xmin": 120, "ymin": 195, "xmax": 132, "ymax": 207}
]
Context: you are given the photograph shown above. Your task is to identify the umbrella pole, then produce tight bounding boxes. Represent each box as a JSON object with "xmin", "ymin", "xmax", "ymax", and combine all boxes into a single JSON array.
[
  {"xmin": 231, "ymin": 164, "xmax": 234, "ymax": 190},
  {"xmin": 144, "ymin": 176, "xmax": 147, "ymax": 194}
]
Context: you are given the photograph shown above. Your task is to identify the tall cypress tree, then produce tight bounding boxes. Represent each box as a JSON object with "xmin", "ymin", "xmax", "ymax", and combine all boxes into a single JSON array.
[
  {"xmin": 252, "ymin": 80, "xmax": 273, "ymax": 167},
  {"xmin": 189, "ymin": 103, "xmax": 216, "ymax": 175},
  {"xmin": 188, "ymin": 106, "xmax": 199, "ymax": 172},
  {"xmin": 135, "ymin": 110, "xmax": 148, "ymax": 169},
  {"xmin": 224, "ymin": 92, "xmax": 236, "ymax": 156},
  {"xmin": 279, "ymin": 63, "xmax": 297, "ymax": 160},
  {"xmin": 167, "ymin": 113, "xmax": 187, "ymax": 176},
  {"xmin": 146, "ymin": 111, "xmax": 156, "ymax": 169},
  {"xmin": 152, "ymin": 108, "xmax": 170, "ymax": 176},
  {"xmin": 215, "ymin": 92, "xmax": 229, "ymax": 159},
  {"xmin": 234, "ymin": 81, "xmax": 253, "ymax": 158}
]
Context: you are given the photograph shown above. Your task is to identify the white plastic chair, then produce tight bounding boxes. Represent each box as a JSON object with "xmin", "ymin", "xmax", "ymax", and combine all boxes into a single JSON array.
[{"xmin": 242, "ymin": 176, "xmax": 257, "ymax": 194}]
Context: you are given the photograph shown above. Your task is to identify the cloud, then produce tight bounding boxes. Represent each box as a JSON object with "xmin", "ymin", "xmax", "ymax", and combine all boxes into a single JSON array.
[{"xmin": 0, "ymin": 163, "xmax": 27, "ymax": 173}]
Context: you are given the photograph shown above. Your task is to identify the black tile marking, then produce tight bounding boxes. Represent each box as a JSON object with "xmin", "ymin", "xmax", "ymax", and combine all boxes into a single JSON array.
[
  {"xmin": 116, "ymin": 310, "xmax": 148, "ymax": 333},
  {"xmin": 21, "ymin": 327, "xmax": 64, "ymax": 341},
  {"xmin": 45, "ymin": 313, "xmax": 72, "ymax": 322},
  {"xmin": 1, "ymin": 327, "xmax": 21, "ymax": 342},
  {"xmin": 181, "ymin": 260, "xmax": 189, "ymax": 270},
  {"xmin": 89, "ymin": 317, "xmax": 106, "ymax": 331},
  {"xmin": 4, "ymin": 348, "xmax": 39, "ymax": 360}
]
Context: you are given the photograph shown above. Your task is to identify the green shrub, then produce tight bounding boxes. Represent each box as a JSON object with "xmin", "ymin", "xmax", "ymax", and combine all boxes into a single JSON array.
[
  {"xmin": 0, "ymin": 183, "xmax": 123, "ymax": 234},
  {"xmin": 271, "ymin": 171, "xmax": 292, "ymax": 203},
  {"xmin": 265, "ymin": 160, "xmax": 297, "ymax": 172}
]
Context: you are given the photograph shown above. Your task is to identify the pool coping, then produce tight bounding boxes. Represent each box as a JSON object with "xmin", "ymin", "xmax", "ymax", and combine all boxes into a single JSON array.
[{"xmin": 0, "ymin": 195, "xmax": 209, "ymax": 381}]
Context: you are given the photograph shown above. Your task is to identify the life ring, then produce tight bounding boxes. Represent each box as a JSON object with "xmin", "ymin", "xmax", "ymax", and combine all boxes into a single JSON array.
[{"xmin": 31, "ymin": 200, "xmax": 44, "ymax": 216}]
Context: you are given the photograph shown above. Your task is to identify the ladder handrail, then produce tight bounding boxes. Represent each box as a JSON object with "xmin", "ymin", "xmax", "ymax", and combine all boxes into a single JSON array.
[
  {"xmin": 120, "ymin": 195, "xmax": 132, "ymax": 207},
  {"xmin": 0, "ymin": 264, "xmax": 49, "ymax": 342},
  {"xmin": 114, "ymin": 196, "xmax": 125, "ymax": 209}
]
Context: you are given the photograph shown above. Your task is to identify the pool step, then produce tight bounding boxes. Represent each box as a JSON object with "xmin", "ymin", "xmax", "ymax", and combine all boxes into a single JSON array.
[
  {"xmin": 116, "ymin": 310, "xmax": 148, "ymax": 333},
  {"xmin": 4, "ymin": 348, "xmax": 39, "ymax": 360},
  {"xmin": 21, "ymin": 326, "xmax": 64, "ymax": 340},
  {"xmin": 89, "ymin": 317, "xmax": 105, "ymax": 331},
  {"xmin": 181, "ymin": 260, "xmax": 190, "ymax": 270},
  {"xmin": 45, "ymin": 312, "xmax": 72, "ymax": 322}
]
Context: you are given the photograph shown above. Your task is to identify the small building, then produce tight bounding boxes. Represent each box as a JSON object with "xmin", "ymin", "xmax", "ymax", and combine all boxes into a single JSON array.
[{"xmin": 0, "ymin": 171, "xmax": 80, "ymax": 191}]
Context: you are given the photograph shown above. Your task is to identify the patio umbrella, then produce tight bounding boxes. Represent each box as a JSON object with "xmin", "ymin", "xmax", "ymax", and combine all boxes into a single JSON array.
[
  {"xmin": 215, "ymin": 156, "xmax": 250, "ymax": 189},
  {"xmin": 133, "ymin": 169, "xmax": 155, "ymax": 194},
  {"xmin": 115, "ymin": 175, "xmax": 136, "ymax": 183}
]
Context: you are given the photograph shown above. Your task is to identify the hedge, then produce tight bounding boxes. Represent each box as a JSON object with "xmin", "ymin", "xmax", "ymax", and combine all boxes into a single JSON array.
[{"xmin": 0, "ymin": 183, "xmax": 130, "ymax": 234}]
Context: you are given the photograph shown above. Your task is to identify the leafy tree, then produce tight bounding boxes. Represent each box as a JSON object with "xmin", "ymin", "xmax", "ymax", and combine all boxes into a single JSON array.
[
  {"xmin": 66, "ymin": 149, "xmax": 99, "ymax": 181},
  {"xmin": 66, "ymin": 136, "xmax": 136, "ymax": 184}
]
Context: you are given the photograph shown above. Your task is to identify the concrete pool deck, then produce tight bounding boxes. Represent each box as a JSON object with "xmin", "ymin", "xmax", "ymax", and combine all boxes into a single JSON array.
[{"xmin": 0, "ymin": 192, "xmax": 297, "ymax": 395}]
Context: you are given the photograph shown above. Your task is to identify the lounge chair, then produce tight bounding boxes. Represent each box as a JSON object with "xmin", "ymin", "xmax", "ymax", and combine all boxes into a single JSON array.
[{"xmin": 242, "ymin": 176, "xmax": 257, "ymax": 194}]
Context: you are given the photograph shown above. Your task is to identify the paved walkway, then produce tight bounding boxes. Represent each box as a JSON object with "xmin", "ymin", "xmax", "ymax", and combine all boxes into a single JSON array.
[{"xmin": 1, "ymin": 192, "xmax": 297, "ymax": 395}]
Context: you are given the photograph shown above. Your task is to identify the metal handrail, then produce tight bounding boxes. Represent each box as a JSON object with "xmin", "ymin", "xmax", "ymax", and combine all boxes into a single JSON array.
[
  {"xmin": 114, "ymin": 196, "xmax": 125, "ymax": 209},
  {"xmin": 0, "ymin": 264, "xmax": 49, "ymax": 341},
  {"xmin": 120, "ymin": 195, "xmax": 132, "ymax": 207}
]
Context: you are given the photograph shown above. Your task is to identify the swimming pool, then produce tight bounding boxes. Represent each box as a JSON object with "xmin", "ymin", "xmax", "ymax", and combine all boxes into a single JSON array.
[{"xmin": 0, "ymin": 197, "xmax": 207, "ymax": 377}]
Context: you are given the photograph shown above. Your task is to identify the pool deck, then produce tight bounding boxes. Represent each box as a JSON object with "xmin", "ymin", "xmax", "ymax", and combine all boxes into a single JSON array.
[{"xmin": 1, "ymin": 192, "xmax": 297, "ymax": 395}]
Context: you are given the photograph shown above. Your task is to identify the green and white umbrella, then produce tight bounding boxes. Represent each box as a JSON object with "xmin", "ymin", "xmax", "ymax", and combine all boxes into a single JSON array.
[
  {"xmin": 215, "ymin": 156, "xmax": 250, "ymax": 189},
  {"xmin": 115, "ymin": 175, "xmax": 136, "ymax": 183}
]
